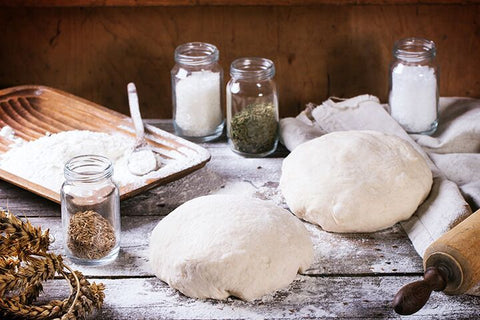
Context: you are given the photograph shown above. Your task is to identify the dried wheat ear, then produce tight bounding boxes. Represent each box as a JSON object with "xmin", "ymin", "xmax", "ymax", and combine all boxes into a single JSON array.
[{"xmin": 0, "ymin": 210, "xmax": 105, "ymax": 320}]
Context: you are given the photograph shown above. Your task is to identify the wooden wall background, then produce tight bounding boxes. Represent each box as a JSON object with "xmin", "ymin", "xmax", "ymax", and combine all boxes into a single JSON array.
[{"xmin": 0, "ymin": 1, "xmax": 479, "ymax": 118}]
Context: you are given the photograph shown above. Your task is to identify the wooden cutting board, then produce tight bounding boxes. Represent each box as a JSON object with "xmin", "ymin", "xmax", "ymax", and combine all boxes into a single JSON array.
[{"xmin": 0, "ymin": 85, "xmax": 211, "ymax": 203}]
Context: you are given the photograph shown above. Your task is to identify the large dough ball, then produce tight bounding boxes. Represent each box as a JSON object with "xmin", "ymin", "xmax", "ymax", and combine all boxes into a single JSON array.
[
  {"xmin": 149, "ymin": 195, "xmax": 313, "ymax": 301},
  {"xmin": 280, "ymin": 130, "xmax": 432, "ymax": 233}
]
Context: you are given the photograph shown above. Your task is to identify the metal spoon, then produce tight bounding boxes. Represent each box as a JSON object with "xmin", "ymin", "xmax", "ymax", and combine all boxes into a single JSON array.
[{"xmin": 127, "ymin": 82, "xmax": 159, "ymax": 176}]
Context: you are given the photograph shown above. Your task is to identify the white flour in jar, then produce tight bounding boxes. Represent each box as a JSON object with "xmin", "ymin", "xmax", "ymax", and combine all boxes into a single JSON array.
[
  {"xmin": 174, "ymin": 70, "xmax": 222, "ymax": 137},
  {"xmin": 389, "ymin": 64, "xmax": 438, "ymax": 133},
  {"xmin": 0, "ymin": 130, "xmax": 149, "ymax": 192}
]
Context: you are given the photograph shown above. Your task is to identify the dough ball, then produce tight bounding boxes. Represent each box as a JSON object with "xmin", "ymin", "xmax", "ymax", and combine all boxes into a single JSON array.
[
  {"xmin": 280, "ymin": 130, "xmax": 432, "ymax": 233},
  {"xmin": 149, "ymin": 195, "xmax": 313, "ymax": 301}
]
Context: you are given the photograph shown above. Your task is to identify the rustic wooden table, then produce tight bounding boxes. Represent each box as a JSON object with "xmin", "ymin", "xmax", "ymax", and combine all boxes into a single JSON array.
[{"xmin": 2, "ymin": 121, "xmax": 478, "ymax": 319}]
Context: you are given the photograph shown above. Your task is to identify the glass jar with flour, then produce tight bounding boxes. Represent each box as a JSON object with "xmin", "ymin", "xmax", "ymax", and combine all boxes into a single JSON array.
[
  {"xmin": 226, "ymin": 57, "xmax": 279, "ymax": 157},
  {"xmin": 389, "ymin": 37, "xmax": 439, "ymax": 135},
  {"xmin": 171, "ymin": 42, "xmax": 224, "ymax": 142},
  {"xmin": 61, "ymin": 155, "xmax": 120, "ymax": 266}
]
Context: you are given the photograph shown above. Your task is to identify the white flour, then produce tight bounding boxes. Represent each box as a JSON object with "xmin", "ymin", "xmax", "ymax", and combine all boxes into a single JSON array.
[
  {"xmin": 174, "ymin": 70, "xmax": 223, "ymax": 137},
  {"xmin": 0, "ymin": 129, "xmax": 149, "ymax": 192},
  {"xmin": 389, "ymin": 64, "xmax": 438, "ymax": 133},
  {"xmin": 0, "ymin": 125, "xmax": 24, "ymax": 145}
]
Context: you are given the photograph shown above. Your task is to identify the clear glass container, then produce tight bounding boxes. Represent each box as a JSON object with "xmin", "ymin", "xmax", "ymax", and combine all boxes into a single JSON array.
[
  {"xmin": 171, "ymin": 42, "xmax": 224, "ymax": 142},
  {"xmin": 226, "ymin": 57, "xmax": 279, "ymax": 157},
  {"xmin": 61, "ymin": 155, "xmax": 120, "ymax": 266},
  {"xmin": 389, "ymin": 37, "xmax": 439, "ymax": 135}
]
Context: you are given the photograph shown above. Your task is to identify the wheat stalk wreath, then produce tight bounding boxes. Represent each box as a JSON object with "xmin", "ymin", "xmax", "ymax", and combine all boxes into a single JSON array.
[{"xmin": 0, "ymin": 210, "xmax": 105, "ymax": 319}]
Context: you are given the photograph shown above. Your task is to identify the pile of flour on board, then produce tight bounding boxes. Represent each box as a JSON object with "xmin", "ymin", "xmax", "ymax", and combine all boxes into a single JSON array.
[{"xmin": 0, "ymin": 128, "xmax": 164, "ymax": 192}]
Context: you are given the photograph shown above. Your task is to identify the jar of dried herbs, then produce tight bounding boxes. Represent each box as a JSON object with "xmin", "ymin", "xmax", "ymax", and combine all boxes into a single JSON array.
[
  {"xmin": 226, "ymin": 57, "xmax": 279, "ymax": 157},
  {"xmin": 61, "ymin": 155, "xmax": 120, "ymax": 266}
]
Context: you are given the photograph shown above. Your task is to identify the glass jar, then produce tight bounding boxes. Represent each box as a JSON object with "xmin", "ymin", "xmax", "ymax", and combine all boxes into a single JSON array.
[
  {"xmin": 171, "ymin": 42, "xmax": 224, "ymax": 142},
  {"xmin": 226, "ymin": 57, "xmax": 279, "ymax": 157},
  {"xmin": 61, "ymin": 155, "xmax": 120, "ymax": 266},
  {"xmin": 389, "ymin": 37, "xmax": 439, "ymax": 135}
]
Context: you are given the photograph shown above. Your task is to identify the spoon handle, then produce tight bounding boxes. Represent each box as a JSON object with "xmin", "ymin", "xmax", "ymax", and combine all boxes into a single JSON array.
[{"xmin": 127, "ymin": 82, "xmax": 145, "ymax": 139}]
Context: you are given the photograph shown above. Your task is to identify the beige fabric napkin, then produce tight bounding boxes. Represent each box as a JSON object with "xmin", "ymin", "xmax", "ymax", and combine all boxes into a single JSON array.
[{"xmin": 279, "ymin": 95, "xmax": 475, "ymax": 259}]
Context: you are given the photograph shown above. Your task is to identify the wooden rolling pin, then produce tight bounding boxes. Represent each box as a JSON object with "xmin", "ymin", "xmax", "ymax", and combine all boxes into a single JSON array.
[{"xmin": 393, "ymin": 209, "xmax": 480, "ymax": 315}]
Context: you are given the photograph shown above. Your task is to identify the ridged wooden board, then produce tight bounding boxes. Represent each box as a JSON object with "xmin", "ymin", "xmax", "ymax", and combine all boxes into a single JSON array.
[{"xmin": 0, "ymin": 85, "xmax": 210, "ymax": 203}]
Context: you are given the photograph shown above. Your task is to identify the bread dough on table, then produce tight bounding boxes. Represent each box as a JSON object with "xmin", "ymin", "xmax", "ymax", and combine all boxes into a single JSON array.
[
  {"xmin": 280, "ymin": 130, "xmax": 433, "ymax": 233},
  {"xmin": 149, "ymin": 195, "xmax": 313, "ymax": 301}
]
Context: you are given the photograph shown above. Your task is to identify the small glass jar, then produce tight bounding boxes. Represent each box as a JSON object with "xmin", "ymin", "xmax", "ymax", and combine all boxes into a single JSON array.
[
  {"xmin": 389, "ymin": 37, "xmax": 439, "ymax": 135},
  {"xmin": 61, "ymin": 155, "xmax": 120, "ymax": 266},
  {"xmin": 226, "ymin": 57, "xmax": 279, "ymax": 157},
  {"xmin": 171, "ymin": 42, "xmax": 224, "ymax": 142}
]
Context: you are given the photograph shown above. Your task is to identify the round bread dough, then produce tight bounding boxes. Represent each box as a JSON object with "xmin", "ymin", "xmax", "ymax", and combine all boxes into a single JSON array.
[
  {"xmin": 280, "ymin": 130, "xmax": 433, "ymax": 233},
  {"xmin": 149, "ymin": 195, "xmax": 313, "ymax": 301}
]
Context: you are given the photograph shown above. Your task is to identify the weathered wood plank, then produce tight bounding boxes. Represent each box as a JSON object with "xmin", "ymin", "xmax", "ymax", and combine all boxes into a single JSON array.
[
  {"xmin": 38, "ymin": 276, "xmax": 480, "ymax": 319},
  {"xmin": 0, "ymin": 180, "xmax": 59, "ymax": 215},
  {"xmin": 305, "ymin": 224, "xmax": 423, "ymax": 275},
  {"xmin": 1, "ymin": 0, "xmax": 477, "ymax": 7},
  {"xmin": 28, "ymin": 216, "xmax": 423, "ymax": 277}
]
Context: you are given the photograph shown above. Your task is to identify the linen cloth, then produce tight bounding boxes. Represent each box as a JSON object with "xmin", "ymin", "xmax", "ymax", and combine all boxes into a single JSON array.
[{"xmin": 279, "ymin": 95, "xmax": 479, "ymax": 259}]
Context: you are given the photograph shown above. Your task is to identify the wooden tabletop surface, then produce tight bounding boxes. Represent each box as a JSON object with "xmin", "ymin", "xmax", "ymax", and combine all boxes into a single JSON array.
[{"xmin": 1, "ymin": 120, "xmax": 478, "ymax": 319}]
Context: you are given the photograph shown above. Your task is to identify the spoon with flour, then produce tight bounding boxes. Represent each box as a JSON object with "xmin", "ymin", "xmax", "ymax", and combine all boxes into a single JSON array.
[{"xmin": 127, "ymin": 82, "xmax": 159, "ymax": 176}]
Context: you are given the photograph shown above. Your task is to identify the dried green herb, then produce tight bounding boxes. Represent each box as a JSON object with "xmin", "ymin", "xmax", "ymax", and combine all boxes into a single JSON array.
[
  {"xmin": 230, "ymin": 102, "xmax": 278, "ymax": 154},
  {"xmin": 0, "ymin": 209, "xmax": 105, "ymax": 319},
  {"xmin": 68, "ymin": 210, "xmax": 116, "ymax": 260}
]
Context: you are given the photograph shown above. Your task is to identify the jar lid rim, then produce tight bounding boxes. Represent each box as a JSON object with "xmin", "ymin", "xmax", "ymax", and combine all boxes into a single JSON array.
[
  {"xmin": 394, "ymin": 37, "xmax": 436, "ymax": 61},
  {"xmin": 64, "ymin": 154, "xmax": 113, "ymax": 182},
  {"xmin": 175, "ymin": 42, "xmax": 219, "ymax": 65},
  {"xmin": 230, "ymin": 57, "xmax": 275, "ymax": 80}
]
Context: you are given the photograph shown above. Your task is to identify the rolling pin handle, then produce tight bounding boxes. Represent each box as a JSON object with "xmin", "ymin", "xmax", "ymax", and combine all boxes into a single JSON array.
[{"xmin": 392, "ymin": 266, "xmax": 448, "ymax": 315}]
